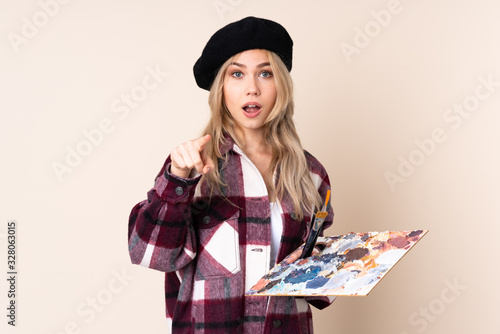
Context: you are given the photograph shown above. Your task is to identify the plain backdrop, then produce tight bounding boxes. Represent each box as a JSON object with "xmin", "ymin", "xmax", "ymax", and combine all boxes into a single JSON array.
[{"xmin": 1, "ymin": 0, "xmax": 499, "ymax": 333}]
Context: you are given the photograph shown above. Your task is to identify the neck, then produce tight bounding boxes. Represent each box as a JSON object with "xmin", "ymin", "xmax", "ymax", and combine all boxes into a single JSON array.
[{"xmin": 233, "ymin": 127, "xmax": 269, "ymax": 154}]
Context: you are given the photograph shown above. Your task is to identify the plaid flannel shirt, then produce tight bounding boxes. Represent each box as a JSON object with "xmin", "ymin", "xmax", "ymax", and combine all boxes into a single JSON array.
[{"xmin": 128, "ymin": 136, "xmax": 335, "ymax": 333}]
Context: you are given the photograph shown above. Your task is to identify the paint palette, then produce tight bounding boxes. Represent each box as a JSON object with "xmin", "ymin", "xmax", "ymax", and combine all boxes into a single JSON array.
[{"xmin": 246, "ymin": 230, "xmax": 428, "ymax": 296}]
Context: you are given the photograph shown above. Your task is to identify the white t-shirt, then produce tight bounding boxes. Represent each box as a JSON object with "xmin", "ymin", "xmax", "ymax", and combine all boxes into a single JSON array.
[{"xmin": 269, "ymin": 202, "xmax": 283, "ymax": 265}]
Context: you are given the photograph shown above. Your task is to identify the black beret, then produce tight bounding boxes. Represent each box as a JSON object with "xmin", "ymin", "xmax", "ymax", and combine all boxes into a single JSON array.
[{"xmin": 193, "ymin": 16, "xmax": 293, "ymax": 91}]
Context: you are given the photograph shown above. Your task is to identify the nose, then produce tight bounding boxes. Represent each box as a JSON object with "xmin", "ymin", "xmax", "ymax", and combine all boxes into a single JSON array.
[{"xmin": 245, "ymin": 76, "xmax": 260, "ymax": 96}]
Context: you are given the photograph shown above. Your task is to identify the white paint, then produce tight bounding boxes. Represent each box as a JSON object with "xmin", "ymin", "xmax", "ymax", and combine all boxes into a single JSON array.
[{"xmin": 375, "ymin": 249, "xmax": 406, "ymax": 265}]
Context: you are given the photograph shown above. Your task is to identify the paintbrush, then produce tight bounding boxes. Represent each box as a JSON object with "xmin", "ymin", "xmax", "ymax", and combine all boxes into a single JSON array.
[{"xmin": 300, "ymin": 190, "xmax": 331, "ymax": 259}]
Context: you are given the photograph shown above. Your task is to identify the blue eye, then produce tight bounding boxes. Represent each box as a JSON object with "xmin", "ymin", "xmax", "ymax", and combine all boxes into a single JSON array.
[
  {"xmin": 260, "ymin": 71, "xmax": 272, "ymax": 78},
  {"xmin": 231, "ymin": 71, "xmax": 243, "ymax": 78}
]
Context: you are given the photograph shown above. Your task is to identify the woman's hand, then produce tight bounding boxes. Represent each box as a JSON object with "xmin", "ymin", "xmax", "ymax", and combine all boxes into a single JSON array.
[
  {"xmin": 170, "ymin": 134, "xmax": 215, "ymax": 178},
  {"xmin": 284, "ymin": 246, "xmax": 321, "ymax": 264}
]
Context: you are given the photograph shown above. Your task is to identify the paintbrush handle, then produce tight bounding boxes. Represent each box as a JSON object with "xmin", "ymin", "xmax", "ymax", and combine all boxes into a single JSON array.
[
  {"xmin": 299, "ymin": 190, "xmax": 331, "ymax": 259},
  {"xmin": 300, "ymin": 227, "xmax": 321, "ymax": 259},
  {"xmin": 300, "ymin": 212, "xmax": 328, "ymax": 259}
]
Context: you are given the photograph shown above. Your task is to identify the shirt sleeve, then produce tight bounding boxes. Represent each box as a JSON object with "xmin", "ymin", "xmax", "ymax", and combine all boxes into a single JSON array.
[{"xmin": 128, "ymin": 155, "xmax": 201, "ymax": 272}]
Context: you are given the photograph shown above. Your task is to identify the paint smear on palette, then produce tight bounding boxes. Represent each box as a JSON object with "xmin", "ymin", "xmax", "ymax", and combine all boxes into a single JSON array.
[{"xmin": 246, "ymin": 230, "xmax": 428, "ymax": 297}]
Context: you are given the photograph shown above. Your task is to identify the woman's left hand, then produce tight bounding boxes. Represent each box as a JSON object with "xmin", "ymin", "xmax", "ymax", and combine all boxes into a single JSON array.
[{"xmin": 283, "ymin": 246, "xmax": 320, "ymax": 264}]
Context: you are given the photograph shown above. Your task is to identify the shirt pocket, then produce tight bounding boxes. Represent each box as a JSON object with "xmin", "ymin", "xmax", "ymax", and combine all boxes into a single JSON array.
[{"xmin": 193, "ymin": 201, "xmax": 241, "ymax": 280}]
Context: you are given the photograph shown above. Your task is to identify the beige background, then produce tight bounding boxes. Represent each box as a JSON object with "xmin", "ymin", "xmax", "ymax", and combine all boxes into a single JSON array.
[{"xmin": 1, "ymin": 0, "xmax": 499, "ymax": 333}]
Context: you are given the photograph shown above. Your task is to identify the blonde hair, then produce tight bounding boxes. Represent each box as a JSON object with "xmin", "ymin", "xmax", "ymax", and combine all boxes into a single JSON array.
[{"xmin": 201, "ymin": 49, "xmax": 322, "ymax": 220}]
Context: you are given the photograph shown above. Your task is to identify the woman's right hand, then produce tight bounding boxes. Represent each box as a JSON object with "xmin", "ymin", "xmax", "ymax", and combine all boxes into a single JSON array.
[{"xmin": 170, "ymin": 134, "xmax": 215, "ymax": 178}]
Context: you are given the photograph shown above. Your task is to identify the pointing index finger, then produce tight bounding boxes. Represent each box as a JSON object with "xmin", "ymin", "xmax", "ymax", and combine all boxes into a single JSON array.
[{"xmin": 195, "ymin": 134, "xmax": 211, "ymax": 152}]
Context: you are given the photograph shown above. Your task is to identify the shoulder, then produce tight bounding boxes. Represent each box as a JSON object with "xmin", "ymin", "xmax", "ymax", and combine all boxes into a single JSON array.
[
  {"xmin": 304, "ymin": 150, "xmax": 328, "ymax": 177},
  {"xmin": 304, "ymin": 150, "xmax": 332, "ymax": 190}
]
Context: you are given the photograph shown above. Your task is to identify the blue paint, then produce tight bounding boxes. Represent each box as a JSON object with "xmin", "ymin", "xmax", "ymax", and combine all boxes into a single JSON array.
[
  {"xmin": 316, "ymin": 252, "xmax": 343, "ymax": 263},
  {"xmin": 284, "ymin": 266, "xmax": 321, "ymax": 284},
  {"xmin": 258, "ymin": 279, "xmax": 282, "ymax": 293},
  {"xmin": 306, "ymin": 275, "xmax": 329, "ymax": 289}
]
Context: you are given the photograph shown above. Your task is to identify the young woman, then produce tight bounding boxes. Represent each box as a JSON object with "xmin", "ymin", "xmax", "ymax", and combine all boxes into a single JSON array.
[{"xmin": 128, "ymin": 16, "xmax": 335, "ymax": 333}]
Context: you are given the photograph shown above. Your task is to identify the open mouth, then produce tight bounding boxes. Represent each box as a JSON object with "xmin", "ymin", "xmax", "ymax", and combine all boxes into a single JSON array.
[
  {"xmin": 243, "ymin": 104, "xmax": 261, "ymax": 113},
  {"xmin": 242, "ymin": 103, "xmax": 262, "ymax": 118}
]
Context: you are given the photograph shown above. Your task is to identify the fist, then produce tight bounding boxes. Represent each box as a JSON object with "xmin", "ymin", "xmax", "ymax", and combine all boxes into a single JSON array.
[{"xmin": 170, "ymin": 134, "xmax": 215, "ymax": 178}]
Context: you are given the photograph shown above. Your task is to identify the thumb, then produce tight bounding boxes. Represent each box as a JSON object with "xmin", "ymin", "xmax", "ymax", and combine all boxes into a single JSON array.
[{"xmin": 202, "ymin": 155, "xmax": 215, "ymax": 174}]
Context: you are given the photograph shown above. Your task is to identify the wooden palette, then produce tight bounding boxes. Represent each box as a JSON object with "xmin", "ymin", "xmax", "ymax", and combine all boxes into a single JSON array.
[{"xmin": 246, "ymin": 230, "xmax": 428, "ymax": 296}]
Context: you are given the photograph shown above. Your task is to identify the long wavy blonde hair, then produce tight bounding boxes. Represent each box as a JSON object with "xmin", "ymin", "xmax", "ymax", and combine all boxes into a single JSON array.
[{"xmin": 201, "ymin": 49, "xmax": 322, "ymax": 220}]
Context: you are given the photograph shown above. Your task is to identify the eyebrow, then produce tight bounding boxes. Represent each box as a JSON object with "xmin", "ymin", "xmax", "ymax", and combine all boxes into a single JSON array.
[{"xmin": 229, "ymin": 62, "xmax": 271, "ymax": 68}]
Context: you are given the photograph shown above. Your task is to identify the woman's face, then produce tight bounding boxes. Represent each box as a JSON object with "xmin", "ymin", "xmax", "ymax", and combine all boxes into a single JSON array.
[{"xmin": 223, "ymin": 49, "xmax": 277, "ymax": 137}]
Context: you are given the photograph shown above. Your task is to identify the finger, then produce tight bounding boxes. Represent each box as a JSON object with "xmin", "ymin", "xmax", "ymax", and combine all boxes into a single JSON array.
[
  {"xmin": 170, "ymin": 148, "xmax": 192, "ymax": 178},
  {"xmin": 177, "ymin": 143, "xmax": 195, "ymax": 170},
  {"xmin": 171, "ymin": 149, "xmax": 187, "ymax": 170},
  {"xmin": 186, "ymin": 140, "xmax": 205, "ymax": 174},
  {"xmin": 202, "ymin": 155, "xmax": 215, "ymax": 174},
  {"xmin": 196, "ymin": 135, "xmax": 214, "ymax": 174},
  {"xmin": 285, "ymin": 248, "xmax": 302, "ymax": 264},
  {"xmin": 194, "ymin": 134, "xmax": 211, "ymax": 152}
]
